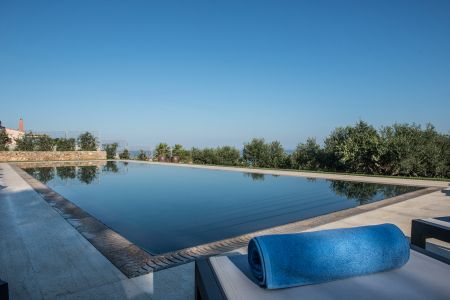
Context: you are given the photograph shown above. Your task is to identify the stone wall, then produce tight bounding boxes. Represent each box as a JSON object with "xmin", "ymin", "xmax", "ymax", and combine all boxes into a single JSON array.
[{"xmin": 0, "ymin": 151, "xmax": 106, "ymax": 162}]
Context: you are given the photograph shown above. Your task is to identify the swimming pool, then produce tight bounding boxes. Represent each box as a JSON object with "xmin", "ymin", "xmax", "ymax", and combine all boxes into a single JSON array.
[{"xmin": 23, "ymin": 161, "xmax": 421, "ymax": 254}]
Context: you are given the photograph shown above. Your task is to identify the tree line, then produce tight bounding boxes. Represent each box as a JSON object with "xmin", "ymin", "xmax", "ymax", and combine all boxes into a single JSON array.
[
  {"xmin": 0, "ymin": 131, "xmax": 99, "ymax": 151},
  {"xmin": 4, "ymin": 121, "xmax": 449, "ymax": 178},
  {"xmin": 142, "ymin": 121, "xmax": 449, "ymax": 178}
]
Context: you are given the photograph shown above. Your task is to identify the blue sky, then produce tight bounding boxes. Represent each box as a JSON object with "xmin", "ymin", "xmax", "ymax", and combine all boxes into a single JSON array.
[{"xmin": 1, "ymin": 0, "xmax": 449, "ymax": 149}]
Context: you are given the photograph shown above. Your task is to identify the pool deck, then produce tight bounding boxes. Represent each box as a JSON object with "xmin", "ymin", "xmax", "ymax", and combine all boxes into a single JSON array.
[{"xmin": 1, "ymin": 161, "xmax": 449, "ymax": 299}]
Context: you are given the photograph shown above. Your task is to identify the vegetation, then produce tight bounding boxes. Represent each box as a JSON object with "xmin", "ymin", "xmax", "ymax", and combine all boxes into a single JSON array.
[
  {"xmin": 77, "ymin": 132, "xmax": 98, "ymax": 151},
  {"xmin": 0, "ymin": 128, "xmax": 11, "ymax": 151},
  {"xmin": 191, "ymin": 146, "xmax": 241, "ymax": 166},
  {"xmin": 55, "ymin": 138, "xmax": 76, "ymax": 151},
  {"xmin": 9, "ymin": 121, "xmax": 450, "ymax": 179},
  {"xmin": 13, "ymin": 132, "xmax": 99, "ymax": 152},
  {"xmin": 119, "ymin": 149, "xmax": 130, "ymax": 159},
  {"xmin": 215, "ymin": 146, "xmax": 241, "ymax": 166},
  {"xmin": 34, "ymin": 135, "xmax": 55, "ymax": 151},
  {"xmin": 172, "ymin": 144, "xmax": 191, "ymax": 162},
  {"xmin": 104, "ymin": 143, "xmax": 118, "ymax": 159},
  {"xmin": 154, "ymin": 143, "xmax": 170, "ymax": 160},
  {"xmin": 292, "ymin": 138, "xmax": 322, "ymax": 170},
  {"xmin": 136, "ymin": 150, "xmax": 148, "ymax": 161},
  {"xmin": 15, "ymin": 133, "xmax": 36, "ymax": 151},
  {"xmin": 156, "ymin": 121, "xmax": 449, "ymax": 179},
  {"xmin": 243, "ymin": 138, "xmax": 289, "ymax": 168}
]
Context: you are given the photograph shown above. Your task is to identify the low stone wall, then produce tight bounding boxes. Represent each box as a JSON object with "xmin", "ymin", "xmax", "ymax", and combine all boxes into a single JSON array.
[{"xmin": 0, "ymin": 151, "xmax": 106, "ymax": 162}]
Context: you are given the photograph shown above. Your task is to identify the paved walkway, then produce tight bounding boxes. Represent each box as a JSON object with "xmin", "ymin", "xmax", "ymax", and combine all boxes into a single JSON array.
[{"xmin": 1, "ymin": 162, "xmax": 449, "ymax": 299}]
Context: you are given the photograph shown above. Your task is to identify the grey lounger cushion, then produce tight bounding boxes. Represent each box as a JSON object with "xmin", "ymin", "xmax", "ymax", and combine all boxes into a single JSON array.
[{"xmin": 209, "ymin": 250, "xmax": 450, "ymax": 300}]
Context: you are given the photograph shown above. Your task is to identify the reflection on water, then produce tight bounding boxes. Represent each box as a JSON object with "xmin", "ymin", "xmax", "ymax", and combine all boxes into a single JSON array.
[
  {"xmin": 103, "ymin": 161, "xmax": 119, "ymax": 173},
  {"xmin": 328, "ymin": 180, "xmax": 418, "ymax": 205},
  {"xmin": 24, "ymin": 162, "xmax": 420, "ymax": 206},
  {"xmin": 56, "ymin": 166, "xmax": 76, "ymax": 180},
  {"xmin": 25, "ymin": 161, "xmax": 124, "ymax": 186},
  {"xmin": 25, "ymin": 167, "xmax": 55, "ymax": 184},
  {"xmin": 22, "ymin": 161, "xmax": 422, "ymax": 254},
  {"xmin": 243, "ymin": 172, "xmax": 265, "ymax": 181},
  {"xmin": 78, "ymin": 166, "xmax": 99, "ymax": 184}
]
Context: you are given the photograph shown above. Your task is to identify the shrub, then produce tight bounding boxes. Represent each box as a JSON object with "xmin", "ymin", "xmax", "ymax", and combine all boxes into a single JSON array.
[
  {"xmin": 15, "ymin": 133, "xmax": 36, "ymax": 151},
  {"xmin": 136, "ymin": 150, "xmax": 148, "ymax": 161},
  {"xmin": 119, "ymin": 149, "xmax": 130, "ymax": 159},
  {"xmin": 191, "ymin": 147, "xmax": 217, "ymax": 164},
  {"xmin": 35, "ymin": 135, "xmax": 55, "ymax": 151},
  {"xmin": 104, "ymin": 143, "xmax": 118, "ymax": 159},
  {"xmin": 324, "ymin": 121, "xmax": 382, "ymax": 173},
  {"xmin": 215, "ymin": 146, "xmax": 241, "ymax": 166},
  {"xmin": 0, "ymin": 128, "xmax": 11, "ymax": 151},
  {"xmin": 172, "ymin": 144, "xmax": 191, "ymax": 162},
  {"xmin": 55, "ymin": 138, "xmax": 76, "ymax": 151},
  {"xmin": 243, "ymin": 138, "xmax": 287, "ymax": 168},
  {"xmin": 154, "ymin": 143, "xmax": 170, "ymax": 160},
  {"xmin": 243, "ymin": 138, "xmax": 270, "ymax": 167},
  {"xmin": 268, "ymin": 141, "xmax": 286, "ymax": 168},
  {"xmin": 78, "ymin": 132, "xmax": 98, "ymax": 151},
  {"xmin": 291, "ymin": 138, "xmax": 323, "ymax": 170}
]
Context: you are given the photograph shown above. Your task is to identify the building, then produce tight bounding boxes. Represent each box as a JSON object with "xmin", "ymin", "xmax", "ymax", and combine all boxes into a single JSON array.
[{"xmin": 0, "ymin": 118, "xmax": 25, "ymax": 149}]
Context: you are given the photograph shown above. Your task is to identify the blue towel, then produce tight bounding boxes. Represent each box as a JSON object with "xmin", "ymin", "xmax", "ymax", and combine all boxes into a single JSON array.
[{"xmin": 248, "ymin": 224, "xmax": 410, "ymax": 289}]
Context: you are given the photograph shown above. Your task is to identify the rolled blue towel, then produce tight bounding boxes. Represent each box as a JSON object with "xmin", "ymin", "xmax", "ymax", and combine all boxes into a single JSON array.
[{"xmin": 248, "ymin": 223, "xmax": 410, "ymax": 289}]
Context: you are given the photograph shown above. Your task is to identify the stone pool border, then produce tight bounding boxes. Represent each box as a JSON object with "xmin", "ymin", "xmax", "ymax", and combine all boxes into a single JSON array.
[{"xmin": 11, "ymin": 163, "xmax": 443, "ymax": 278}]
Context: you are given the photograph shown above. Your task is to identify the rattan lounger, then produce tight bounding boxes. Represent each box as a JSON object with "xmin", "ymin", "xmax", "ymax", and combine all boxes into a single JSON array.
[{"xmin": 195, "ymin": 248, "xmax": 450, "ymax": 300}]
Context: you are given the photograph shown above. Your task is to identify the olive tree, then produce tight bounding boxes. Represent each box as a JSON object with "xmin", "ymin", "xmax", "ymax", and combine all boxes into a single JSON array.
[
  {"xmin": 243, "ymin": 138, "xmax": 270, "ymax": 167},
  {"xmin": 35, "ymin": 135, "xmax": 55, "ymax": 151},
  {"xmin": 77, "ymin": 132, "xmax": 98, "ymax": 151},
  {"xmin": 291, "ymin": 137, "xmax": 323, "ymax": 170},
  {"xmin": 55, "ymin": 138, "xmax": 76, "ymax": 151},
  {"xmin": 324, "ymin": 121, "xmax": 382, "ymax": 173},
  {"xmin": 104, "ymin": 143, "xmax": 118, "ymax": 159},
  {"xmin": 268, "ymin": 141, "xmax": 286, "ymax": 168},
  {"xmin": 136, "ymin": 150, "xmax": 148, "ymax": 161},
  {"xmin": 0, "ymin": 128, "xmax": 11, "ymax": 151},
  {"xmin": 215, "ymin": 146, "xmax": 241, "ymax": 166},
  {"xmin": 15, "ymin": 133, "xmax": 36, "ymax": 151},
  {"xmin": 119, "ymin": 149, "xmax": 130, "ymax": 159}
]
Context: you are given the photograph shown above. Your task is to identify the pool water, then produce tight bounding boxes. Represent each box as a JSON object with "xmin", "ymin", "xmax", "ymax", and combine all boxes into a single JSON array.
[{"xmin": 24, "ymin": 161, "xmax": 421, "ymax": 254}]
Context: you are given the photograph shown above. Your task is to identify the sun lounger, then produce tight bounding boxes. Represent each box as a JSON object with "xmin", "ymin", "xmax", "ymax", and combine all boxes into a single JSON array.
[
  {"xmin": 195, "ymin": 249, "xmax": 450, "ymax": 300},
  {"xmin": 0, "ymin": 278, "xmax": 8, "ymax": 300},
  {"xmin": 411, "ymin": 217, "xmax": 450, "ymax": 248}
]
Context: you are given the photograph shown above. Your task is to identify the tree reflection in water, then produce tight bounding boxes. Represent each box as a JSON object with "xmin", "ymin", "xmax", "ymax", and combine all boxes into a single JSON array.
[
  {"xmin": 243, "ymin": 172, "xmax": 265, "ymax": 181},
  {"xmin": 329, "ymin": 181, "xmax": 379, "ymax": 204},
  {"xmin": 56, "ymin": 166, "xmax": 76, "ymax": 180},
  {"xmin": 103, "ymin": 161, "xmax": 119, "ymax": 173},
  {"xmin": 329, "ymin": 180, "xmax": 419, "ymax": 205},
  {"xmin": 25, "ymin": 167, "xmax": 55, "ymax": 184},
  {"xmin": 77, "ymin": 166, "xmax": 99, "ymax": 184}
]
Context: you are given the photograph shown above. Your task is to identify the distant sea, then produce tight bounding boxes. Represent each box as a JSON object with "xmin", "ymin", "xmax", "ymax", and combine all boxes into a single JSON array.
[
  {"xmin": 126, "ymin": 149, "xmax": 294, "ymax": 158},
  {"xmin": 129, "ymin": 150, "xmax": 152, "ymax": 158}
]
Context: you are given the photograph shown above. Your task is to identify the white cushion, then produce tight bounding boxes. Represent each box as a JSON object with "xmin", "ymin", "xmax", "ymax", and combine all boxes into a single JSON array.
[{"xmin": 210, "ymin": 250, "xmax": 450, "ymax": 300}]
